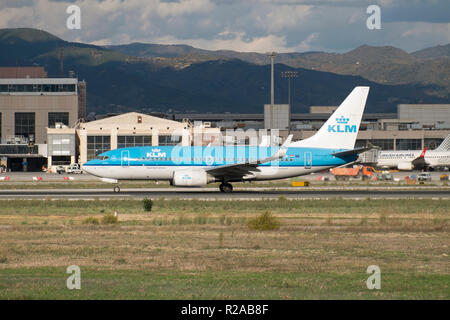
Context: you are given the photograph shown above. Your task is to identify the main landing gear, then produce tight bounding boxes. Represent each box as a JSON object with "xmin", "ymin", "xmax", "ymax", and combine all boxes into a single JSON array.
[
  {"xmin": 113, "ymin": 185, "xmax": 121, "ymax": 193},
  {"xmin": 219, "ymin": 182, "xmax": 233, "ymax": 193}
]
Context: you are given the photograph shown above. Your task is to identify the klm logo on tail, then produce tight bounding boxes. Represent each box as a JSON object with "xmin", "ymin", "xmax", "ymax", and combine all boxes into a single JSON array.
[{"xmin": 328, "ymin": 116, "xmax": 357, "ymax": 133}]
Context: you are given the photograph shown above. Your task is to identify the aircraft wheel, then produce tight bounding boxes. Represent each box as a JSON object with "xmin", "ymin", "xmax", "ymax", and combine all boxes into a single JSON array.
[
  {"xmin": 221, "ymin": 183, "xmax": 233, "ymax": 193},
  {"xmin": 114, "ymin": 186, "xmax": 121, "ymax": 193}
]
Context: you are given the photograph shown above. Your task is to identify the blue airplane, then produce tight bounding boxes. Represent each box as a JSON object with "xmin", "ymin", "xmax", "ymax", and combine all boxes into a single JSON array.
[{"xmin": 83, "ymin": 87, "xmax": 370, "ymax": 192}]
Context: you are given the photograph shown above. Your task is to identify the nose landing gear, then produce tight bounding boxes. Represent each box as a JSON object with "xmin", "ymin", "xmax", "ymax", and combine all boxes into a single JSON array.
[
  {"xmin": 219, "ymin": 182, "xmax": 233, "ymax": 193},
  {"xmin": 113, "ymin": 185, "xmax": 121, "ymax": 193}
]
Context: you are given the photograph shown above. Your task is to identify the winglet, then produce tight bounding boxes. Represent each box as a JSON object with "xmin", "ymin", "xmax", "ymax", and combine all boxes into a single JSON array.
[
  {"xmin": 419, "ymin": 147, "xmax": 427, "ymax": 158},
  {"xmin": 282, "ymin": 135, "xmax": 293, "ymax": 149},
  {"xmin": 275, "ymin": 135, "xmax": 293, "ymax": 158}
]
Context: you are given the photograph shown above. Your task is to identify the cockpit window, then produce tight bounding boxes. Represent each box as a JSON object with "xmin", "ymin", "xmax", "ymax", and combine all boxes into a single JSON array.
[{"xmin": 97, "ymin": 155, "xmax": 109, "ymax": 160}]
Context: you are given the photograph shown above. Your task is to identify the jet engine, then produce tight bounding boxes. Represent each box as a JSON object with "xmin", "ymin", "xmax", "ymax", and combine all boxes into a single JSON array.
[
  {"xmin": 172, "ymin": 169, "xmax": 215, "ymax": 187},
  {"xmin": 397, "ymin": 162, "xmax": 413, "ymax": 171}
]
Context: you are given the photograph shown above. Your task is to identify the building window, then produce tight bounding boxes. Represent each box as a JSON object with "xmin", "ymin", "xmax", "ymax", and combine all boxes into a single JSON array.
[
  {"xmin": 396, "ymin": 139, "xmax": 422, "ymax": 150},
  {"xmin": 0, "ymin": 84, "xmax": 76, "ymax": 93},
  {"xmin": 424, "ymin": 138, "xmax": 444, "ymax": 150},
  {"xmin": 48, "ymin": 112, "xmax": 69, "ymax": 128},
  {"xmin": 117, "ymin": 135, "xmax": 152, "ymax": 149},
  {"xmin": 52, "ymin": 156, "xmax": 71, "ymax": 166},
  {"xmin": 87, "ymin": 136, "xmax": 110, "ymax": 160},
  {"xmin": 48, "ymin": 134, "xmax": 75, "ymax": 156},
  {"xmin": 355, "ymin": 140, "xmax": 367, "ymax": 148},
  {"xmin": 15, "ymin": 112, "xmax": 35, "ymax": 141},
  {"xmin": 158, "ymin": 135, "xmax": 181, "ymax": 146},
  {"xmin": 371, "ymin": 139, "xmax": 394, "ymax": 150}
]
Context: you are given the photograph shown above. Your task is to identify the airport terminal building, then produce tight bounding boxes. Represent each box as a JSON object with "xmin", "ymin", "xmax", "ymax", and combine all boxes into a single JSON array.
[
  {"xmin": 0, "ymin": 67, "xmax": 84, "ymax": 171},
  {"xmin": 175, "ymin": 104, "xmax": 450, "ymax": 151},
  {"xmin": 1, "ymin": 66, "xmax": 449, "ymax": 172}
]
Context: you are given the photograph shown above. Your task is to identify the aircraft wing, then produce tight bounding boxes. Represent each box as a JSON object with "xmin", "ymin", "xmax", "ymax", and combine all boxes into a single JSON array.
[
  {"xmin": 332, "ymin": 146, "xmax": 375, "ymax": 158},
  {"xmin": 205, "ymin": 135, "xmax": 292, "ymax": 180}
]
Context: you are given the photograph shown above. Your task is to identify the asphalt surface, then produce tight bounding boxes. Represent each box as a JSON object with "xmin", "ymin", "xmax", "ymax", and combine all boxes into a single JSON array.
[
  {"xmin": 1, "ymin": 187, "xmax": 449, "ymax": 200},
  {"xmin": 0, "ymin": 170, "xmax": 447, "ymax": 182}
]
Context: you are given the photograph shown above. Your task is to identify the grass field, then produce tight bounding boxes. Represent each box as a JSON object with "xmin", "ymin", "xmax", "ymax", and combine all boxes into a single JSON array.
[
  {"xmin": 0, "ymin": 199, "xmax": 448, "ymax": 299},
  {"xmin": 0, "ymin": 178, "xmax": 448, "ymax": 189}
]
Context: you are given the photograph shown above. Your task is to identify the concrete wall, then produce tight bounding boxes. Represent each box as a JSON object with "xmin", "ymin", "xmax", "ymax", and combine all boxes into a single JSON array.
[
  {"xmin": 398, "ymin": 104, "xmax": 450, "ymax": 125},
  {"xmin": 264, "ymin": 104, "xmax": 290, "ymax": 130}
]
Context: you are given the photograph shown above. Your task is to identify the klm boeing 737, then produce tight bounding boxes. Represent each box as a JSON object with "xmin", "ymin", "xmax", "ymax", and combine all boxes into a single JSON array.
[{"xmin": 82, "ymin": 86, "xmax": 370, "ymax": 192}]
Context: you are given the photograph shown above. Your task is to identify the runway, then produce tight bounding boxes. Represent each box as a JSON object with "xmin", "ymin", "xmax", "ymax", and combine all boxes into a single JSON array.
[{"xmin": 1, "ymin": 187, "xmax": 449, "ymax": 200}]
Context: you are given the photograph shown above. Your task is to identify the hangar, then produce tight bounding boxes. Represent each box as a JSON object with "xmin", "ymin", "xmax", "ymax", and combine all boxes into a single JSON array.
[{"xmin": 47, "ymin": 112, "xmax": 221, "ymax": 169}]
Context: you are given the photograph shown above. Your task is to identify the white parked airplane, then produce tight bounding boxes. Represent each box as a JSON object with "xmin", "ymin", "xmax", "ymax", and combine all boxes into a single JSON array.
[
  {"xmin": 82, "ymin": 87, "xmax": 371, "ymax": 192},
  {"xmin": 376, "ymin": 134, "xmax": 450, "ymax": 170}
]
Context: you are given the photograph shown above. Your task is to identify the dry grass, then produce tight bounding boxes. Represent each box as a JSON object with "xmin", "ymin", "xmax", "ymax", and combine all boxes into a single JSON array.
[{"xmin": 0, "ymin": 199, "xmax": 448, "ymax": 299}]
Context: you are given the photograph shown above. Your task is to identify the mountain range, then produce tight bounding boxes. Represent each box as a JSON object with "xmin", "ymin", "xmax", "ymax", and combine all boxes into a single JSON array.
[{"xmin": 1, "ymin": 28, "xmax": 449, "ymax": 115}]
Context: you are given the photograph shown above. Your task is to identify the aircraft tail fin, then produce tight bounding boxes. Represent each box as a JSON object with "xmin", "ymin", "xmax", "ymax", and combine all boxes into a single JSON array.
[
  {"xmin": 434, "ymin": 134, "xmax": 450, "ymax": 152},
  {"xmin": 289, "ymin": 86, "xmax": 370, "ymax": 150}
]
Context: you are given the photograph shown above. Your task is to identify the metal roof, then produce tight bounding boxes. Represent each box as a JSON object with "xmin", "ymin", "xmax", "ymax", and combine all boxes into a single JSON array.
[
  {"xmin": 174, "ymin": 113, "xmax": 397, "ymax": 121},
  {"xmin": 0, "ymin": 78, "xmax": 78, "ymax": 85}
]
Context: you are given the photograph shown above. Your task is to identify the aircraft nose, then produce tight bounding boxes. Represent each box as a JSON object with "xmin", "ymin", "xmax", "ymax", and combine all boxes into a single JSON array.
[{"xmin": 81, "ymin": 163, "xmax": 94, "ymax": 175}]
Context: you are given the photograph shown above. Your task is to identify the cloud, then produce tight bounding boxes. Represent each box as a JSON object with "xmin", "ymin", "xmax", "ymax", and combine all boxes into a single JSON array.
[{"xmin": 0, "ymin": 0, "xmax": 448, "ymax": 53}]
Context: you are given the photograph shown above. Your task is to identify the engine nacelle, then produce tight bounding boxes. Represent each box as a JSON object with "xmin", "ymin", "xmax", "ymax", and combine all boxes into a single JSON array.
[
  {"xmin": 172, "ymin": 169, "xmax": 215, "ymax": 187},
  {"xmin": 397, "ymin": 162, "xmax": 413, "ymax": 171}
]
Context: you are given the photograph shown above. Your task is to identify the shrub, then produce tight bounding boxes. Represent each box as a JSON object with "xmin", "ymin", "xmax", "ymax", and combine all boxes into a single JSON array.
[
  {"xmin": 218, "ymin": 232, "xmax": 224, "ymax": 248},
  {"xmin": 143, "ymin": 198, "xmax": 153, "ymax": 212},
  {"xmin": 360, "ymin": 217, "xmax": 368, "ymax": 226},
  {"xmin": 114, "ymin": 258, "xmax": 127, "ymax": 264},
  {"xmin": 247, "ymin": 212, "xmax": 280, "ymax": 231},
  {"xmin": 379, "ymin": 213, "xmax": 388, "ymax": 225},
  {"xmin": 194, "ymin": 215, "xmax": 207, "ymax": 224},
  {"xmin": 101, "ymin": 214, "xmax": 118, "ymax": 224},
  {"xmin": 82, "ymin": 217, "xmax": 99, "ymax": 225}
]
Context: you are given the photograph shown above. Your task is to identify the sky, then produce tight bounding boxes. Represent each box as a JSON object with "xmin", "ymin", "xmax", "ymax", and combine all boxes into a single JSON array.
[{"xmin": 0, "ymin": 0, "xmax": 449, "ymax": 53}]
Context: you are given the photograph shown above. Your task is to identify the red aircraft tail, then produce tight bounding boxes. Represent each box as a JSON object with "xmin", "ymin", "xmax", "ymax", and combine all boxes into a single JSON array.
[{"xmin": 419, "ymin": 147, "xmax": 427, "ymax": 158}]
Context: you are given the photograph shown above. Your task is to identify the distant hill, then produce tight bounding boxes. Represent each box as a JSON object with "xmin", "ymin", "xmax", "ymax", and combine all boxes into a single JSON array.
[
  {"xmin": 412, "ymin": 44, "xmax": 450, "ymax": 59},
  {"xmin": 107, "ymin": 42, "xmax": 450, "ymax": 99},
  {"xmin": 0, "ymin": 28, "xmax": 449, "ymax": 115},
  {"xmin": 107, "ymin": 43, "xmax": 213, "ymax": 58}
]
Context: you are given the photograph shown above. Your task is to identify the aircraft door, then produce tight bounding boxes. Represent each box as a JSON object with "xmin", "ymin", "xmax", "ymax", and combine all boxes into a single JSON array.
[
  {"xmin": 304, "ymin": 152, "xmax": 312, "ymax": 169},
  {"xmin": 121, "ymin": 150, "xmax": 130, "ymax": 167}
]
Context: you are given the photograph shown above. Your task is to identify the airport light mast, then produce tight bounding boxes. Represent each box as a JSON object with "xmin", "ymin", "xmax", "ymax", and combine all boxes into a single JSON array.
[
  {"xmin": 267, "ymin": 52, "xmax": 276, "ymax": 105},
  {"xmin": 281, "ymin": 70, "xmax": 298, "ymax": 109}
]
